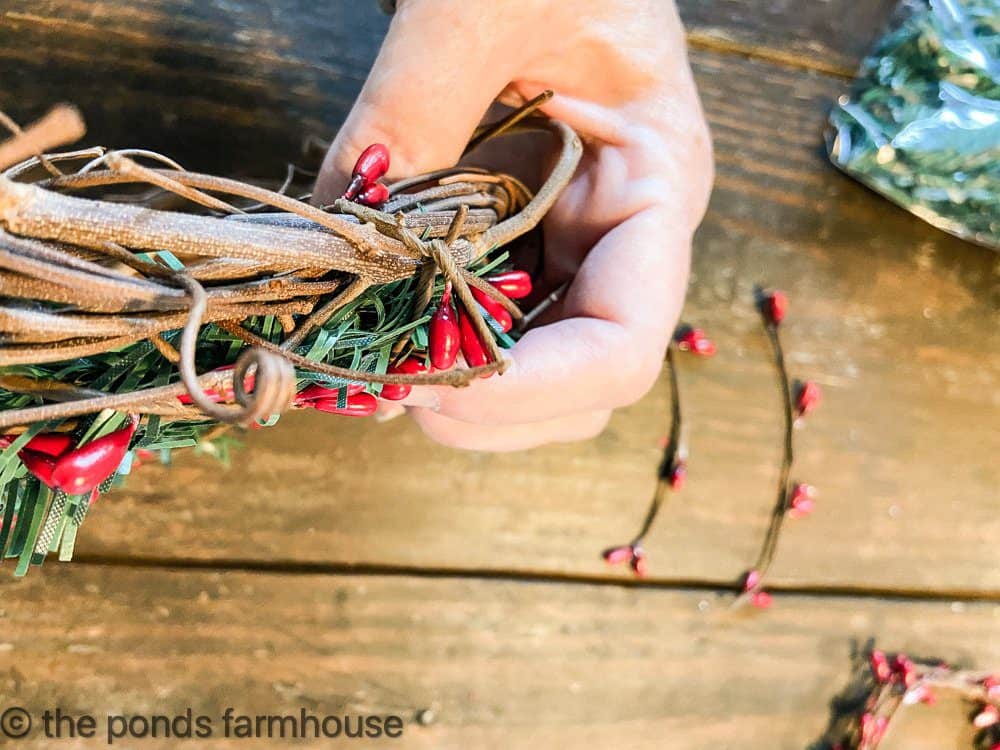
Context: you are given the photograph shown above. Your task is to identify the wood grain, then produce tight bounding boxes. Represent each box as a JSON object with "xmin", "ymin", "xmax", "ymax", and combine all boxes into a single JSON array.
[
  {"xmin": 678, "ymin": 0, "xmax": 900, "ymax": 76},
  {"xmin": 1, "ymin": 566, "xmax": 998, "ymax": 749},
  {"xmin": 0, "ymin": 0, "xmax": 899, "ymax": 177}
]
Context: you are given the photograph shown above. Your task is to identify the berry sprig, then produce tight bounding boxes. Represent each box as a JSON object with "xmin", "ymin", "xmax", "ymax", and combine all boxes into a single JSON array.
[
  {"xmin": 819, "ymin": 646, "xmax": 1000, "ymax": 750},
  {"xmin": 342, "ymin": 143, "xmax": 390, "ymax": 207},
  {"xmin": 601, "ymin": 326, "xmax": 715, "ymax": 578},
  {"xmin": 736, "ymin": 289, "xmax": 823, "ymax": 610},
  {"xmin": 425, "ymin": 271, "xmax": 532, "ymax": 381}
]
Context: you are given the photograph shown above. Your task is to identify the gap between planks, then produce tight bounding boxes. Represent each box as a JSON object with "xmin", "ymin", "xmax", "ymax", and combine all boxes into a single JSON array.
[
  {"xmin": 42, "ymin": 553, "xmax": 1000, "ymax": 605},
  {"xmin": 685, "ymin": 31, "xmax": 857, "ymax": 80}
]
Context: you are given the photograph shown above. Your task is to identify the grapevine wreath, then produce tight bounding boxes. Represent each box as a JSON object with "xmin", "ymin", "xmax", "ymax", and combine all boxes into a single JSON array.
[{"xmin": 0, "ymin": 92, "xmax": 581, "ymax": 575}]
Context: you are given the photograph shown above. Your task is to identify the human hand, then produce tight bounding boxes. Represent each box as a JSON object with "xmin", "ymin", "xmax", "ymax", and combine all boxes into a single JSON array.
[{"xmin": 313, "ymin": 0, "xmax": 713, "ymax": 451}]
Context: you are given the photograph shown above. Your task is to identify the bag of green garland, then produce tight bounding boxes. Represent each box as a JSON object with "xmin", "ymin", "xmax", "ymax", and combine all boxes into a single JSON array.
[{"xmin": 828, "ymin": 0, "xmax": 999, "ymax": 250}]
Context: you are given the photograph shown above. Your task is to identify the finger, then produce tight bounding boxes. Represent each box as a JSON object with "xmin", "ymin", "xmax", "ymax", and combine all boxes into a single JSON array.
[
  {"xmin": 313, "ymin": 1, "xmax": 518, "ymax": 204},
  {"xmin": 399, "ymin": 203, "xmax": 691, "ymax": 425},
  {"xmin": 410, "ymin": 408, "xmax": 612, "ymax": 452}
]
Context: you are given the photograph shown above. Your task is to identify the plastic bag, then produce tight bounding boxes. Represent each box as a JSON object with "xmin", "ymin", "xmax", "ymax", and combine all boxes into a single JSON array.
[{"xmin": 827, "ymin": 0, "xmax": 1000, "ymax": 250}]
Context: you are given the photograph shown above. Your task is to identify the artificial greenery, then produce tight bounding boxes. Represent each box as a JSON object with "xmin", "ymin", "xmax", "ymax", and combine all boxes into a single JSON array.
[{"xmin": 828, "ymin": 0, "xmax": 1000, "ymax": 249}]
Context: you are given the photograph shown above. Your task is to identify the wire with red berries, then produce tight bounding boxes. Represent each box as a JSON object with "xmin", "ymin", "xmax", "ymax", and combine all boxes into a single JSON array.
[
  {"xmin": 601, "ymin": 327, "xmax": 715, "ymax": 578},
  {"xmin": 737, "ymin": 289, "xmax": 823, "ymax": 609}
]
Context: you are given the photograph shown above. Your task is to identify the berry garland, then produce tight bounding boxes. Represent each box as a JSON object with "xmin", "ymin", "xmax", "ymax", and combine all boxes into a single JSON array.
[
  {"xmin": 602, "ymin": 289, "xmax": 824, "ymax": 612},
  {"xmin": 819, "ymin": 645, "xmax": 1000, "ymax": 750},
  {"xmin": 736, "ymin": 288, "xmax": 823, "ymax": 609},
  {"xmin": 0, "ymin": 93, "xmax": 581, "ymax": 575}
]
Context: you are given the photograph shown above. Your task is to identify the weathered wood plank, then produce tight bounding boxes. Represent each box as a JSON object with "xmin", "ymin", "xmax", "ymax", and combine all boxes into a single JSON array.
[
  {"xmin": 0, "ymin": 0, "xmax": 387, "ymax": 175},
  {"xmin": 0, "ymin": 567, "xmax": 998, "ymax": 749},
  {"xmin": 679, "ymin": 0, "xmax": 900, "ymax": 75},
  {"xmin": 0, "ymin": 0, "xmax": 896, "ymax": 180}
]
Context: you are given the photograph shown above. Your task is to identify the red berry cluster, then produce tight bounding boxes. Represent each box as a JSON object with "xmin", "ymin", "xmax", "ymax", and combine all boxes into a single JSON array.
[
  {"xmin": 601, "ymin": 544, "xmax": 647, "ymax": 577},
  {"xmin": 299, "ymin": 270, "xmax": 532, "ymax": 408},
  {"xmin": 740, "ymin": 569, "xmax": 773, "ymax": 609},
  {"xmin": 675, "ymin": 326, "xmax": 716, "ymax": 357},
  {"xmin": 3, "ymin": 417, "xmax": 138, "ymax": 497},
  {"xmin": 342, "ymin": 143, "xmax": 391, "ymax": 208},
  {"xmin": 823, "ymin": 651, "xmax": 1000, "ymax": 750},
  {"xmin": 428, "ymin": 272, "xmax": 531, "ymax": 378}
]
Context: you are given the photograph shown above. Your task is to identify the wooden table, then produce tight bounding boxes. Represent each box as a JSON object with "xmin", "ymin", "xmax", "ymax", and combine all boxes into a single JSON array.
[{"xmin": 1, "ymin": 1, "xmax": 998, "ymax": 747}]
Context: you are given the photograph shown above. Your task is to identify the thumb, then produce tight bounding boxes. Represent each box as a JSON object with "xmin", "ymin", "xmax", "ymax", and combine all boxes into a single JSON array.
[{"xmin": 313, "ymin": 1, "xmax": 518, "ymax": 205}]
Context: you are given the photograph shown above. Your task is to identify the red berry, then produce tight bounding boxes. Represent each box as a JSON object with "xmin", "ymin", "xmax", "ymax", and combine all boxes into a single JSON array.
[
  {"xmin": 602, "ymin": 545, "xmax": 634, "ymax": 566},
  {"xmin": 870, "ymin": 650, "xmax": 892, "ymax": 683},
  {"xmin": 860, "ymin": 713, "xmax": 888, "ymax": 744},
  {"xmin": 676, "ymin": 328, "xmax": 716, "ymax": 356},
  {"xmin": 309, "ymin": 392, "xmax": 378, "ymax": 417},
  {"xmin": 668, "ymin": 460, "xmax": 686, "ymax": 491},
  {"xmin": 51, "ymin": 420, "xmax": 137, "ymax": 495},
  {"xmin": 21, "ymin": 432, "xmax": 74, "ymax": 458},
  {"xmin": 787, "ymin": 483, "xmax": 816, "ymax": 518},
  {"xmin": 631, "ymin": 550, "xmax": 648, "ymax": 578},
  {"xmin": 341, "ymin": 143, "xmax": 390, "ymax": 200},
  {"xmin": 763, "ymin": 290, "xmax": 788, "ymax": 325},
  {"xmin": 380, "ymin": 358, "xmax": 428, "ymax": 401},
  {"xmin": 742, "ymin": 569, "xmax": 762, "ymax": 592},
  {"xmin": 457, "ymin": 304, "xmax": 492, "ymax": 375},
  {"xmin": 795, "ymin": 380, "xmax": 822, "ymax": 417},
  {"xmin": 891, "ymin": 654, "xmax": 916, "ymax": 687},
  {"xmin": 356, "ymin": 181, "xmax": 389, "ymax": 208},
  {"xmin": 788, "ymin": 498, "xmax": 815, "ymax": 519},
  {"xmin": 973, "ymin": 704, "xmax": 999, "ymax": 728},
  {"xmin": 429, "ymin": 285, "xmax": 461, "ymax": 370},
  {"xmin": 296, "ymin": 383, "xmax": 365, "ymax": 405},
  {"xmin": 471, "ymin": 287, "xmax": 513, "ymax": 333},
  {"xmin": 20, "ymin": 449, "xmax": 58, "ymax": 488},
  {"xmin": 984, "ymin": 676, "xmax": 1000, "ymax": 700},
  {"xmin": 486, "ymin": 271, "xmax": 532, "ymax": 299},
  {"xmin": 692, "ymin": 337, "xmax": 715, "ymax": 356},
  {"xmin": 352, "ymin": 144, "xmax": 390, "ymax": 182},
  {"xmin": 750, "ymin": 591, "xmax": 773, "ymax": 609}
]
